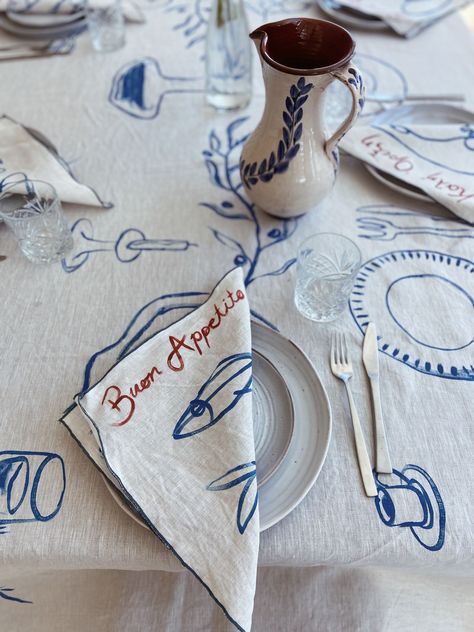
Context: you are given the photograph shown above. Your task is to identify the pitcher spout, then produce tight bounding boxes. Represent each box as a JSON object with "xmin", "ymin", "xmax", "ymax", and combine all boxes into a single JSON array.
[{"xmin": 250, "ymin": 18, "xmax": 355, "ymax": 76}]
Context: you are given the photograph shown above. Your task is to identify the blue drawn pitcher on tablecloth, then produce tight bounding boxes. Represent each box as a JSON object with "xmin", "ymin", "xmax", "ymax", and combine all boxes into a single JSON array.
[{"xmin": 240, "ymin": 18, "xmax": 364, "ymax": 218}]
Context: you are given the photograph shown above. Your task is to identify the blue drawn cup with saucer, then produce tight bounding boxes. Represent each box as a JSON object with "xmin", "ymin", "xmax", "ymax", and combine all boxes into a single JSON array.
[{"xmin": 374, "ymin": 464, "xmax": 445, "ymax": 551}]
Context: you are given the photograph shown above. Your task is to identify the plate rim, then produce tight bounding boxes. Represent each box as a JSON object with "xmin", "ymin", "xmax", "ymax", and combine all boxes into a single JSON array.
[
  {"xmin": 252, "ymin": 348, "xmax": 295, "ymax": 488},
  {"xmin": 0, "ymin": 13, "xmax": 85, "ymax": 38},
  {"xmin": 102, "ymin": 321, "xmax": 332, "ymax": 532}
]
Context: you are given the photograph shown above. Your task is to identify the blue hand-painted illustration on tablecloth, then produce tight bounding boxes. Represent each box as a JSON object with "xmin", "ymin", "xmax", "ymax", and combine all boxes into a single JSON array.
[
  {"xmin": 349, "ymin": 249, "xmax": 474, "ymax": 381},
  {"xmin": 240, "ymin": 77, "xmax": 314, "ymax": 189},
  {"xmin": 174, "ymin": 353, "xmax": 252, "ymax": 439},
  {"xmin": 203, "ymin": 117, "xmax": 299, "ymax": 286},
  {"xmin": 0, "ymin": 451, "xmax": 66, "ymax": 533},
  {"xmin": 0, "ymin": 586, "xmax": 32, "ymax": 604},
  {"xmin": 371, "ymin": 123, "xmax": 474, "ymax": 175},
  {"xmin": 386, "ymin": 274, "xmax": 473, "ymax": 351},
  {"xmin": 159, "ymin": 0, "xmax": 313, "ymax": 51},
  {"xmin": 207, "ymin": 461, "xmax": 258, "ymax": 534},
  {"xmin": 62, "ymin": 218, "xmax": 197, "ymax": 273},
  {"xmin": 81, "ymin": 117, "xmax": 300, "ymax": 391},
  {"xmin": 374, "ymin": 464, "xmax": 445, "ymax": 551},
  {"xmin": 356, "ymin": 205, "xmax": 474, "ymax": 241},
  {"xmin": 109, "ymin": 57, "xmax": 202, "ymax": 120}
]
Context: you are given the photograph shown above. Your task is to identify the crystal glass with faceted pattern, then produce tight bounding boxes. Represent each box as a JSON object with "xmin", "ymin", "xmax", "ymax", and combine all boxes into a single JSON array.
[{"xmin": 294, "ymin": 233, "xmax": 361, "ymax": 322}]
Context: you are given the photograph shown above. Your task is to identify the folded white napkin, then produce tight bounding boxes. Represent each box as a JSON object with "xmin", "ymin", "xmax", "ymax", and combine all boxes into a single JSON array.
[
  {"xmin": 61, "ymin": 267, "xmax": 258, "ymax": 632},
  {"xmin": 0, "ymin": 0, "xmax": 145, "ymax": 23},
  {"xmin": 341, "ymin": 121, "xmax": 474, "ymax": 223},
  {"xmin": 0, "ymin": 116, "xmax": 109, "ymax": 207},
  {"xmin": 338, "ymin": 0, "xmax": 468, "ymax": 37}
]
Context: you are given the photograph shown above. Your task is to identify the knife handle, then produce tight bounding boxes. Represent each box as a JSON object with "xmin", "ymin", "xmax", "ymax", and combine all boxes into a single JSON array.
[{"xmin": 371, "ymin": 379, "xmax": 392, "ymax": 474}]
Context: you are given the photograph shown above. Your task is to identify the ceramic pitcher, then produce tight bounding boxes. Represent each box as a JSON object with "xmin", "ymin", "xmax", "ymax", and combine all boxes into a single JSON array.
[{"xmin": 239, "ymin": 18, "xmax": 364, "ymax": 218}]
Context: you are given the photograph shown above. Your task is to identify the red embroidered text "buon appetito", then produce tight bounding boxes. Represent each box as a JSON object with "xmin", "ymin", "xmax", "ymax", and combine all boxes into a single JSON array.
[{"xmin": 100, "ymin": 287, "xmax": 246, "ymax": 427}]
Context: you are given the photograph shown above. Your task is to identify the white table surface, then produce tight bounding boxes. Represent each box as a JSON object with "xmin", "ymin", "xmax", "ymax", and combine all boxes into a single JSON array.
[{"xmin": 0, "ymin": 2, "xmax": 473, "ymax": 630}]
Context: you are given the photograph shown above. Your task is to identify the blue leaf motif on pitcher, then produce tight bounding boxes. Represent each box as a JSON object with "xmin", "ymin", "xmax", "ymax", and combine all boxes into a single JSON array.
[{"xmin": 240, "ymin": 77, "xmax": 313, "ymax": 189}]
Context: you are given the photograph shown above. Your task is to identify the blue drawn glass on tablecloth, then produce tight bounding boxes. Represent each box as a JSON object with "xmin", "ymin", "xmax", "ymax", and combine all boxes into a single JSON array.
[
  {"xmin": 371, "ymin": 123, "xmax": 474, "ymax": 175},
  {"xmin": 0, "ymin": 451, "xmax": 66, "ymax": 532},
  {"xmin": 356, "ymin": 204, "xmax": 474, "ymax": 241},
  {"xmin": 349, "ymin": 249, "xmax": 474, "ymax": 381},
  {"xmin": 207, "ymin": 461, "xmax": 257, "ymax": 534},
  {"xmin": 240, "ymin": 77, "xmax": 314, "ymax": 189},
  {"xmin": 173, "ymin": 353, "xmax": 252, "ymax": 439},
  {"xmin": 109, "ymin": 57, "xmax": 202, "ymax": 120},
  {"xmin": 61, "ymin": 218, "xmax": 197, "ymax": 273},
  {"xmin": 0, "ymin": 586, "xmax": 32, "ymax": 604},
  {"xmin": 374, "ymin": 464, "xmax": 445, "ymax": 552}
]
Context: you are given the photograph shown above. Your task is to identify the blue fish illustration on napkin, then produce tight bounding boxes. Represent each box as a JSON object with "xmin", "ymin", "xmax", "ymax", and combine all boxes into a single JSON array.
[{"xmin": 173, "ymin": 353, "xmax": 252, "ymax": 439}]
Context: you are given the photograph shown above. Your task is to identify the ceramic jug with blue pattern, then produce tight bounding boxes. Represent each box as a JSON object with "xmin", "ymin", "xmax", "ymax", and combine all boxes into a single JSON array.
[{"xmin": 240, "ymin": 18, "xmax": 364, "ymax": 218}]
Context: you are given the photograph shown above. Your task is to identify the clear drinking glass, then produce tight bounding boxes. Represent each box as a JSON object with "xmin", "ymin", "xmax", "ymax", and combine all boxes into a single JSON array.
[
  {"xmin": 294, "ymin": 233, "xmax": 361, "ymax": 323},
  {"xmin": 205, "ymin": 0, "xmax": 252, "ymax": 110},
  {"xmin": 0, "ymin": 180, "xmax": 73, "ymax": 264},
  {"xmin": 87, "ymin": 0, "xmax": 125, "ymax": 53}
]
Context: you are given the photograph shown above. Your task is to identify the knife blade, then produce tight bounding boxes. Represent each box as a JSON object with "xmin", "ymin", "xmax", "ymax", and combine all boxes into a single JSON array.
[{"xmin": 363, "ymin": 322, "xmax": 392, "ymax": 474}]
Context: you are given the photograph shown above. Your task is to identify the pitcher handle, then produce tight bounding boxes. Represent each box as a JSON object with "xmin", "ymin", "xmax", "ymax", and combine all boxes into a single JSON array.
[{"xmin": 324, "ymin": 63, "xmax": 365, "ymax": 161}]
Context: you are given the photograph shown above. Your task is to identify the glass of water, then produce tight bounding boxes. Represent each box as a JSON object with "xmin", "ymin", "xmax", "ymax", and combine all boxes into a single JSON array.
[
  {"xmin": 0, "ymin": 180, "xmax": 73, "ymax": 264},
  {"xmin": 205, "ymin": 0, "xmax": 252, "ymax": 110},
  {"xmin": 294, "ymin": 233, "xmax": 361, "ymax": 323},
  {"xmin": 87, "ymin": 0, "xmax": 125, "ymax": 53}
]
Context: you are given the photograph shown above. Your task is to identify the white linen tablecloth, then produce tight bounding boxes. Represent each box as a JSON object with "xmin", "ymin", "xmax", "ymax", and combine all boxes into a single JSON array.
[{"xmin": 0, "ymin": 2, "xmax": 473, "ymax": 630}]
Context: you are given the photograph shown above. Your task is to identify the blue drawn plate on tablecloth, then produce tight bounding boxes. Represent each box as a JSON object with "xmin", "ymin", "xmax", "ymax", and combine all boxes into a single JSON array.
[
  {"xmin": 104, "ymin": 322, "xmax": 332, "ymax": 531},
  {"xmin": 349, "ymin": 249, "xmax": 474, "ymax": 380}
]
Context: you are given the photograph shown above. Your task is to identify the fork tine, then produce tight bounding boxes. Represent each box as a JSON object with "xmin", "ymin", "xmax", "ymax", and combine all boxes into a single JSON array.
[
  {"xmin": 330, "ymin": 333, "xmax": 335, "ymax": 366},
  {"xmin": 341, "ymin": 332, "xmax": 348, "ymax": 364},
  {"xmin": 337, "ymin": 331, "xmax": 341, "ymax": 364}
]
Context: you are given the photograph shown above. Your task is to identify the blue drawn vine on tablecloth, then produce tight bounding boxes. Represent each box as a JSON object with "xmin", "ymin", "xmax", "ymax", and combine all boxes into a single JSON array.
[
  {"xmin": 0, "ymin": 586, "xmax": 32, "ymax": 604},
  {"xmin": 240, "ymin": 77, "xmax": 314, "ymax": 189},
  {"xmin": 203, "ymin": 117, "xmax": 299, "ymax": 286},
  {"xmin": 207, "ymin": 461, "xmax": 258, "ymax": 534}
]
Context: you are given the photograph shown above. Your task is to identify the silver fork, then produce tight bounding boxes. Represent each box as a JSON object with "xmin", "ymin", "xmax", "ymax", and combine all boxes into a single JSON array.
[{"xmin": 331, "ymin": 332, "xmax": 377, "ymax": 497}]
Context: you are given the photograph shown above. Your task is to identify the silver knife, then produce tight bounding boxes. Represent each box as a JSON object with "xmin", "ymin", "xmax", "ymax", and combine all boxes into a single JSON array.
[{"xmin": 362, "ymin": 323, "xmax": 392, "ymax": 474}]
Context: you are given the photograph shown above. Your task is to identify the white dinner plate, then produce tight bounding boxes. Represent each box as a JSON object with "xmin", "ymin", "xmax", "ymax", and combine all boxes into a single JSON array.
[
  {"xmin": 317, "ymin": 0, "xmax": 387, "ymax": 30},
  {"xmin": 6, "ymin": 9, "xmax": 85, "ymax": 27},
  {"xmin": 104, "ymin": 322, "xmax": 332, "ymax": 532},
  {"xmin": 364, "ymin": 104, "xmax": 474, "ymax": 203},
  {"xmin": 0, "ymin": 13, "xmax": 86, "ymax": 38}
]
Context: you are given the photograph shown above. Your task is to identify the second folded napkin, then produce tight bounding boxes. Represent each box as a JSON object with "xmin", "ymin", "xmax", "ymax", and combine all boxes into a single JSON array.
[
  {"xmin": 0, "ymin": 116, "xmax": 109, "ymax": 207},
  {"xmin": 341, "ymin": 120, "xmax": 474, "ymax": 223},
  {"xmin": 61, "ymin": 267, "xmax": 258, "ymax": 632},
  {"xmin": 337, "ymin": 0, "xmax": 468, "ymax": 37}
]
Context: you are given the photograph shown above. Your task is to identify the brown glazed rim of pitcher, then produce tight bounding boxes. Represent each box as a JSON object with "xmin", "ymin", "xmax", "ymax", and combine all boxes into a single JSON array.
[{"xmin": 250, "ymin": 18, "xmax": 356, "ymax": 76}]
